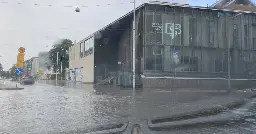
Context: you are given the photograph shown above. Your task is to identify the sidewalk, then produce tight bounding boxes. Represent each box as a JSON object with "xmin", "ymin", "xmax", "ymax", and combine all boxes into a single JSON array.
[
  {"xmin": 0, "ymin": 80, "xmax": 24, "ymax": 90},
  {"xmin": 147, "ymin": 92, "xmax": 256, "ymax": 129}
]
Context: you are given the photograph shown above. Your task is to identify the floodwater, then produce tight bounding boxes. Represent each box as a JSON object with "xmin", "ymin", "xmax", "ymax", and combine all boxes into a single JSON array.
[{"xmin": 1, "ymin": 81, "xmax": 256, "ymax": 134}]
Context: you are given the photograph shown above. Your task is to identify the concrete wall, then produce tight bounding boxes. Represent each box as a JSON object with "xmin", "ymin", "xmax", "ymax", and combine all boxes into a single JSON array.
[{"xmin": 142, "ymin": 78, "xmax": 256, "ymax": 89}]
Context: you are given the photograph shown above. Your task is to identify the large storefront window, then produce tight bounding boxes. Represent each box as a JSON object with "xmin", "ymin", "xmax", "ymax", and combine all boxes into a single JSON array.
[{"xmin": 145, "ymin": 46, "xmax": 163, "ymax": 71}]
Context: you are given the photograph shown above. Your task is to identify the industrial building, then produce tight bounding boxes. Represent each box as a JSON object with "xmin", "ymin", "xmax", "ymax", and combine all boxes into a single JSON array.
[{"xmin": 69, "ymin": 0, "xmax": 256, "ymax": 88}]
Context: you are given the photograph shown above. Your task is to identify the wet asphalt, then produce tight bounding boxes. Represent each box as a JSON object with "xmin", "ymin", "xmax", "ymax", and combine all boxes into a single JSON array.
[{"xmin": 1, "ymin": 81, "xmax": 256, "ymax": 134}]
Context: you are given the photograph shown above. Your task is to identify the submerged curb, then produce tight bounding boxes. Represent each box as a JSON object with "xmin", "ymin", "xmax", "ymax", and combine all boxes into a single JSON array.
[
  {"xmin": 148, "ymin": 93, "xmax": 256, "ymax": 130},
  {"xmin": 82, "ymin": 122, "xmax": 129, "ymax": 134},
  {"xmin": 0, "ymin": 87, "xmax": 24, "ymax": 90}
]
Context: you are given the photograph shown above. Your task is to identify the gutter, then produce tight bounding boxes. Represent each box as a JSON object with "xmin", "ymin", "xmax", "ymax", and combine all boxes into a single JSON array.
[{"xmin": 83, "ymin": 122, "xmax": 129, "ymax": 134}]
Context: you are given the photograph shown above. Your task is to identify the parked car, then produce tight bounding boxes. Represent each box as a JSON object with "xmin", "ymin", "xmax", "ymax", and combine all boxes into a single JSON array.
[
  {"xmin": 11, "ymin": 76, "xmax": 17, "ymax": 81},
  {"xmin": 21, "ymin": 76, "xmax": 35, "ymax": 85}
]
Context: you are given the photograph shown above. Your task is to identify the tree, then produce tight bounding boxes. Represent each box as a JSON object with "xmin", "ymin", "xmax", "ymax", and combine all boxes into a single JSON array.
[
  {"xmin": 0, "ymin": 63, "xmax": 3, "ymax": 72},
  {"xmin": 9, "ymin": 65, "xmax": 17, "ymax": 77},
  {"xmin": 0, "ymin": 63, "xmax": 3, "ymax": 77},
  {"xmin": 49, "ymin": 39, "xmax": 73, "ymax": 80}
]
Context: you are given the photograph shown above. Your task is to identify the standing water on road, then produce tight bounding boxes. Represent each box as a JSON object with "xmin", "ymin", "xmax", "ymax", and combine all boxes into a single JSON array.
[{"xmin": 1, "ymin": 82, "xmax": 256, "ymax": 133}]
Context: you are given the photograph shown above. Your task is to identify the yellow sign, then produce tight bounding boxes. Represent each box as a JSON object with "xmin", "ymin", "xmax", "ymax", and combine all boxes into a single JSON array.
[
  {"xmin": 18, "ymin": 47, "xmax": 25, "ymax": 53},
  {"xmin": 16, "ymin": 53, "xmax": 25, "ymax": 68}
]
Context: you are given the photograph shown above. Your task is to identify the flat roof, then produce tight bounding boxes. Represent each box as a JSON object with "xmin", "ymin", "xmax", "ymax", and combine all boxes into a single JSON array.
[{"xmin": 77, "ymin": 2, "xmax": 256, "ymax": 44}]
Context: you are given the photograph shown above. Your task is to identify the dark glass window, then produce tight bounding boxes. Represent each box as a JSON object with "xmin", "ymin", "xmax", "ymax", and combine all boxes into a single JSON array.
[
  {"xmin": 145, "ymin": 13, "xmax": 162, "ymax": 45},
  {"xmin": 209, "ymin": 21, "xmax": 214, "ymax": 46},
  {"xmin": 145, "ymin": 14, "xmax": 154, "ymax": 34},
  {"xmin": 145, "ymin": 46, "xmax": 163, "ymax": 71},
  {"xmin": 189, "ymin": 18, "xmax": 196, "ymax": 46},
  {"xmin": 244, "ymin": 24, "xmax": 248, "ymax": 49},
  {"xmin": 80, "ymin": 43, "xmax": 83, "ymax": 57},
  {"xmin": 180, "ymin": 56, "xmax": 198, "ymax": 72},
  {"xmin": 253, "ymin": 38, "xmax": 256, "ymax": 50},
  {"xmin": 214, "ymin": 60, "xmax": 223, "ymax": 72},
  {"xmin": 233, "ymin": 24, "xmax": 238, "ymax": 48}
]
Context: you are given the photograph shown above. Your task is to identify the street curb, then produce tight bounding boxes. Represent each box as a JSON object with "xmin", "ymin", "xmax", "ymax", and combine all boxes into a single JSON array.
[
  {"xmin": 0, "ymin": 87, "xmax": 24, "ymax": 90},
  {"xmin": 82, "ymin": 122, "xmax": 129, "ymax": 134},
  {"xmin": 148, "ymin": 93, "xmax": 256, "ymax": 130}
]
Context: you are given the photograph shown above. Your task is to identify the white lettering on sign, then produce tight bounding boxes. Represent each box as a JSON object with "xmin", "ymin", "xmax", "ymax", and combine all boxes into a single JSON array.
[
  {"xmin": 152, "ymin": 23, "xmax": 162, "ymax": 32},
  {"xmin": 165, "ymin": 23, "xmax": 181, "ymax": 39},
  {"xmin": 152, "ymin": 22, "xmax": 182, "ymax": 39}
]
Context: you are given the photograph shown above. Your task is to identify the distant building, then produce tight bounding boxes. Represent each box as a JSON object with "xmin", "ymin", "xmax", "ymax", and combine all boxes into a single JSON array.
[{"xmin": 23, "ymin": 57, "xmax": 39, "ymax": 76}]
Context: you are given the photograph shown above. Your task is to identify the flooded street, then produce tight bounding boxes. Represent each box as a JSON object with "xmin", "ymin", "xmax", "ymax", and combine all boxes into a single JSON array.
[{"xmin": 1, "ymin": 82, "xmax": 256, "ymax": 133}]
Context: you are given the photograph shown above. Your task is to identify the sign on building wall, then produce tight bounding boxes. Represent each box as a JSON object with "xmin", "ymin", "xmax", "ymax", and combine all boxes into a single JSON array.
[{"xmin": 152, "ymin": 22, "xmax": 182, "ymax": 39}]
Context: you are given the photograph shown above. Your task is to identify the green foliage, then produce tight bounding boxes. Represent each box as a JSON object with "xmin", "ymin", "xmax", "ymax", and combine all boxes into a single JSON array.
[
  {"xmin": 0, "ymin": 63, "xmax": 4, "ymax": 78},
  {"xmin": 0, "ymin": 63, "xmax": 12, "ymax": 78},
  {"xmin": 3, "ymin": 64, "xmax": 17, "ymax": 78},
  {"xmin": 9, "ymin": 65, "xmax": 16, "ymax": 76},
  {"xmin": 0, "ymin": 63, "xmax": 3, "ymax": 72},
  {"xmin": 1, "ymin": 71, "xmax": 11, "ymax": 78},
  {"xmin": 49, "ymin": 39, "xmax": 73, "ymax": 80}
]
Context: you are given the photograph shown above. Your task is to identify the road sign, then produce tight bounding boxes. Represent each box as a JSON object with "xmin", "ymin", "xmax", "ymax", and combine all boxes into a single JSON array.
[
  {"xmin": 16, "ymin": 53, "xmax": 25, "ymax": 68},
  {"xmin": 18, "ymin": 47, "xmax": 25, "ymax": 53},
  {"xmin": 17, "ymin": 53, "xmax": 24, "ymax": 61},
  {"xmin": 16, "ymin": 68, "xmax": 23, "ymax": 74}
]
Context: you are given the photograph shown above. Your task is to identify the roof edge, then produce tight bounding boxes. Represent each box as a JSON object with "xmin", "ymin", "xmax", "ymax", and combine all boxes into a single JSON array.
[
  {"xmin": 210, "ymin": 0, "xmax": 256, "ymax": 8},
  {"xmin": 76, "ymin": 3, "xmax": 147, "ymax": 44}
]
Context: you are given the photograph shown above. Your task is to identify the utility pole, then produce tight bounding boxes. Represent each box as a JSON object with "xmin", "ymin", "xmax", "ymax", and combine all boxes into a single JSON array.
[
  {"xmin": 228, "ymin": 23, "xmax": 231, "ymax": 89},
  {"xmin": 132, "ymin": 0, "xmax": 136, "ymax": 90},
  {"xmin": 56, "ymin": 52, "xmax": 59, "ymax": 81},
  {"xmin": 227, "ymin": 13, "xmax": 242, "ymax": 89},
  {"xmin": 61, "ymin": 61, "xmax": 63, "ymax": 80}
]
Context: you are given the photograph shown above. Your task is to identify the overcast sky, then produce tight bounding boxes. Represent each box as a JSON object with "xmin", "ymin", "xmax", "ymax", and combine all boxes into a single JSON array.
[{"xmin": 0, "ymin": 0, "xmax": 235, "ymax": 70}]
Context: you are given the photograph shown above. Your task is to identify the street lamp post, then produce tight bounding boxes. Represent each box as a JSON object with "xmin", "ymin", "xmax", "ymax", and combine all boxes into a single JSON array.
[
  {"xmin": 227, "ymin": 13, "xmax": 242, "ymax": 89},
  {"xmin": 56, "ymin": 52, "xmax": 59, "ymax": 81},
  {"xmin": 61, "ymin": 61, "xmax": 63, "ymax": 80},
  {"xmin": 228, "ymin": 23, "xmax": 231, "ymax": 89},
  {"xmin": 132, "ymin": 0, "xmax": 136, "ymax": 90}
]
